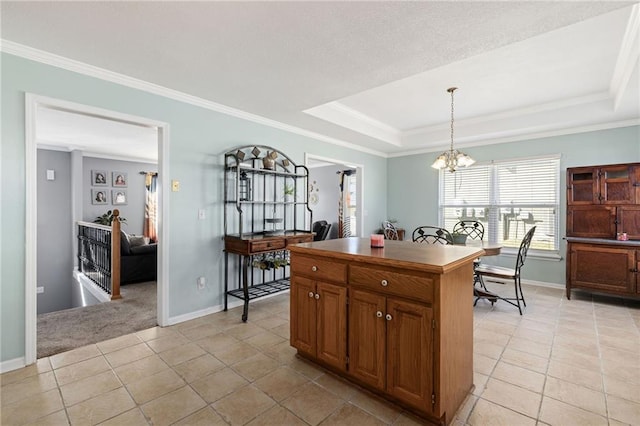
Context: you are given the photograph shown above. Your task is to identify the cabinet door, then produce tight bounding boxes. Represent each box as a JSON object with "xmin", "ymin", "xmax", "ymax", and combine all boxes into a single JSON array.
[
  {"xmin": 618, "ymin": 206, "xmax": 640, "ymax": 240},
  {"xmin": 386, "ymin": 298, "xmax": 434, "ymax": 412},
  {"xmin": 567, "ymin": 167, "xmax": 598, "ymax": 205},
  {"xmin": 290, "ymin": 276, "xmax": 317, "ymax": 356},
  {"xmin": 348, "ymin": 289, "xmax": 386, "ymax": 390},
  {"xmin": 601, "ymin": 165, "xmax": 634, "ymax": 204},
  {"xmin": 569, "ymin": 244, "xmax": 634, "ymax": 294},
  {"xmin": 567, "ymin": 206, "xmax": 616, "ymax": 238},
  {"xmin": 316, "ymin": 282, "xmax": 347, "ymax": 371}
]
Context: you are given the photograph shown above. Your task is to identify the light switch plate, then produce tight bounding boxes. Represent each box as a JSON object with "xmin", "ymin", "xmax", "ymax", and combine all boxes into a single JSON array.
[{"xmin": 46, "ymin": 170, "xmax": 55, "ymax": 180}]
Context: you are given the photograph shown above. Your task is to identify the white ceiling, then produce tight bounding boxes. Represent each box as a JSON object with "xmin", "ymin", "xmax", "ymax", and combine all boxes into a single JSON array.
[{"xmin": 2, "ymin": 1, "xmax": 638, "ymax": 160}]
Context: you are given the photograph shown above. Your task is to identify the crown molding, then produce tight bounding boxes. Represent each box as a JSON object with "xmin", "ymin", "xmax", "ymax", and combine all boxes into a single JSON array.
[
  {"xmin": 611, "ymin": 3, "xmax": 639, "ymax": 111},
  {"xmin": 1, "ymin": 40, "xmax": 387, "ymax": 158}
]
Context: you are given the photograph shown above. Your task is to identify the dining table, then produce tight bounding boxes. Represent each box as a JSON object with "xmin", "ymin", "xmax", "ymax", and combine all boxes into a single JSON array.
[{"xmin": 454, "ymin": 240, "xmax": 502, "ymax": 301}]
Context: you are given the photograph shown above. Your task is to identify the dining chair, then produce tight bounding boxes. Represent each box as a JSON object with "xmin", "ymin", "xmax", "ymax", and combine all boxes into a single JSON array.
[
  {"xmin": 382, "ymin": 220, "xmax": 399, "ymax": 240},
  {"xmin": 474, "ymin": 226, "xmax": 536, "ymax": 315},
  {"xmin": 452, "ymin": 220, "xmax": 484, "ymax": 240},
  {"xmin": 412, "ymin": 226, "xmax": 453, "ymax": 245}
]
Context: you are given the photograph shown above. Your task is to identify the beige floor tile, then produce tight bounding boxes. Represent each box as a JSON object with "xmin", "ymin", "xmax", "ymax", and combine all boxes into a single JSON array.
[
  {"xmin": 314, "ymin": 372, "xmax": 359, "ymax": 400},
  {"xmin": 225, "ymin": 322, "xmax": 266, "ymax": 341},
  {"xmin": 543, "ymin": 376, "xmax": 606, "ymax": 416},
  {"xmin": 602, "ymin": 361, "xmax": 640, "ymax": 384},
  {"xmin": 113, "ymin": 354, "xmax": 169, "ymax": 385},
  {"xmin": 472, "ymin": 373, "xmax": 489, "ymax": 396},
  {"xmin": 607, "ymin": 394, "xmax": 640, "ymax": 425},
  {"xmin": 178, "ymin": 322, "xmax": 222, "ymax": 341},
  {"xmin": 141, "ymin": 386, "xmax": 207, "ymax": 426},
  {"xmin": 104, "ymin": 343, "xmax": 155, "ymax": 368},
  {"xmin": 54, "ymin": 356, "xmax": 111, "ymax": 386},
  {"xmin": 24, "ymin": 409, "xmax": 69, "ymax": 426},
  {"xmin": 452, "ymin": 393, "xmax": 478, "ymax": 424},
  {"xmin": 212, "ymin": 341, "xmax": 260, "ymax": 365},
  {"xmin": 244, "ymin": 330, "xmax": 287, "ymax": 350},
  {"xmin": 595, "ymin": 325, "xmax": 638, "ymax": 340},
  {"xmin": 254, "ymin": 366, "xmax": 310, "ymax": 402},
  {"xmin": 552, "ymin": 338, "xmax": 600, "ymax": 357},
  {"xmin": 600, "ymin": 346, "xmax": 639, "ymax": 365},
  {"xmin": 158, "ymin": 342, "xmax": 206, "ymax": 366},
  {"xmin": 50, "ymin": 344, "xmax": 101, "ymax": 369},
  {"xmin": 173, "ymin": 353, "xmax": 225, "ymax": 383},
  {"xmin": 213, "ymin": 384, "xmax": 276, "ymax": 425},
  {"xmin": 500, "ymin": 348, "xmax": 549, "ymax": 374},
  {"xmin": 474, "ymin": 341, "xmax": 505, "ymax": 360},
  {"xmin": 547, "ymin": 359, "xmax": 603, "ymax": 392},
  {"xmin": 511, "ymin": 327, "xmax": 554, "ymax": 345},
  {"xmin": 282, "ymin": 382, "xmax": 345, "ymax": 425},
  {"xmin": 286, "ymin": 356, "xmax": 326, "ymax": 379},
  {"xmin": 67, "ymin": 387, "xmax": 136, "ymax": 425},
  {"xmin": 604, "ymin": 375, "xmax": 640, "ymax": 404},
  {"xmin": 96, "ymin": 333, "xmax": 142, "ymax": 354},
  {"xmin": 473, "ymin": 353, "xmax": 498, "ymax": 376},
  {"xmin": 348, "ymin": 388, "xmax": 403, "ymax": 424},
  {"xmin": 491, "ymin": 361, "xmax": 545, "ymax": 393},
  {"xmin": 125, "ymin": 368, "xmax": 185, "ymax": 404},
  {"xmin": 506, "ymin": 336, "xmax": 551, "ymax": 358},
  {"xmin": 232, "ymin": 352, "xmax": 281, "ymax": 382},
  {"xmin": 473, "ymin": 328, "xmax": 510, "ymax": 346},
  {"xmin": 173, "ymin": 407, "xmax": 227, "ymax": 426},
  {"xmin": 393, "ymin": 412, "xmax": 432, "ymax": 425},
  {"xmin": 322, "ymin": 402, "xmax": 387, "ymax": 426},
  {"xmin": 598, "ymin": 333, "xmax": 640, "ymax": 353},
  {"xmin": 1, "ymin": 371, "xmax": 58, "ymax": 405},
  {"xmin": 60, "ymin": 370, "xmax": 122, "ymax": 407},
  {"xmin": 98, "ymin": 408, "xmax": 148, "ymax": 425},
  {"xmin": 538, "ymin": 396, "xmax": 607, "ymax": 426},
  {"xmin": 190, "ymin": 367, "xmax": 248, "ymax": 403},
  {"xmin": 271, "ymin": 323, "xmax": 291, "ymax": 339},
  {"xmin": 194, "ymin": 332, "xmax": 240, "ymax": 354},
  {"xmin": 145, "ymin": 333, "xmax": 189, "ymax": 353},
  {"xmin": 1, "ymin": 358, "xmax": 52, "ymax": 387},
  {"xmin": 251, "ymin": 315, "xmax": 288, "ymax": 330},
  {"xmin": 135, "ymin": 326, "xmax": 178, "ymax": 342},
  {"xmin": 1, "ymin": 389, "xmax": 64, "ymax": 425},
  {"xmin": 245, "ymin": 405, "xmax": 307, "ymax": 426},
  {"xmin": 467, "ymin": 398, "xmax": 536, "ymax": 426},
  {"xmin": 478, "ymin": 378, "xmax": 541, "ymax": 418}
]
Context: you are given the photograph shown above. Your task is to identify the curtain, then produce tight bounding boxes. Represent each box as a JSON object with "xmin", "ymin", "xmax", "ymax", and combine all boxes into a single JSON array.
[{"xmin": 144, "ymin": 172, "xmax": 158, "ymax": 242}]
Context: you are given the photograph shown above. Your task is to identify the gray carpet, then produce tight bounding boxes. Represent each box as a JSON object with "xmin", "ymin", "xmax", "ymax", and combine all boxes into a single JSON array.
[{"xmin": 37, "ymin": 281, "xmax": 157, "ymax": 358}]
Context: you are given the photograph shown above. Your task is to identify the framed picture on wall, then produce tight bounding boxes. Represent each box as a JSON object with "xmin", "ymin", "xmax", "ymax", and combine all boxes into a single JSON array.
[
  {"xmin": 92, "ymin": 170, "xmax": 108, "ymax": 186},
  {"xmin": 112, "ymin": 189, "xmax": 127, "ymax": 205},
  {"xmin": 92, "ymin": 189, "xmax": 108, "ymax": 205},
  {"xmin": 112, "ymin": 172, "xmax": 128, "ymax": 187}
]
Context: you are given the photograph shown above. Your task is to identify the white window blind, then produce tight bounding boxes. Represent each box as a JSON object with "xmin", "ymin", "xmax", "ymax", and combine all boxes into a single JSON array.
[{"xmin": 440, "ymin": 156, "xmax": 560, "ymax": 251}]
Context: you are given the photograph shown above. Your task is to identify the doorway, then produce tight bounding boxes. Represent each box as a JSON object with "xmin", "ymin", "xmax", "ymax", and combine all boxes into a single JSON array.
[
  {"xmin": 25, "ymin": 94, "xmax": 170, "ymax": 364},
  {"xmin": 304, "ymin": 153, "xmax": 364, "ymax": 238}
]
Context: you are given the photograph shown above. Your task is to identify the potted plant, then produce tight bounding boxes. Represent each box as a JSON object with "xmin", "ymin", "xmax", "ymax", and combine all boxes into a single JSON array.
[
  {"xmin": 94, "ymin": 210, "xmax": 127, "ymax": 226},
  {"xmin": 451, "ymin": 231, "xmax": 467, "ymax": 245}
]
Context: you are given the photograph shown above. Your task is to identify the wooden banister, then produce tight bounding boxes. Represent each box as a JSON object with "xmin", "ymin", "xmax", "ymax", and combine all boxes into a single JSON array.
[{"xmin": 110, "ymin": 209, "xmax": 122, "ymax": 300}]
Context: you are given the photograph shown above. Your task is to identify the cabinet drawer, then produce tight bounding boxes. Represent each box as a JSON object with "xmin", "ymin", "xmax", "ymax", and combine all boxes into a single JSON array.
[
  {"xmin": 286, "ymin": 235, "xmax": 313, "ymax": 246},
  {"xmin": 291, "ymin": 254, "xmax": 347, "ymax": 284},
  {"xmin": 350, "ymin": 265, "xmax": 434, "ymax": 303},
  {"xmin": 249, "ymin": 239, "xmax": 286, "ymax": 253}
]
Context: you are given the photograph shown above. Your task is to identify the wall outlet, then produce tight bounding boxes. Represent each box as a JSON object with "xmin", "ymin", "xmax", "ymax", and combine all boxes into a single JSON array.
[{"xmin": 197, "ymin": 276, "xmax": 206, "ymax": 290}]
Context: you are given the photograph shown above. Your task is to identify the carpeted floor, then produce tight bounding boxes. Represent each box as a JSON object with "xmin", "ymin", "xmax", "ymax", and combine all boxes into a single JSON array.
[{"xmin": 37, "ymin": 281, "xmax": 157, "ymax": 358}]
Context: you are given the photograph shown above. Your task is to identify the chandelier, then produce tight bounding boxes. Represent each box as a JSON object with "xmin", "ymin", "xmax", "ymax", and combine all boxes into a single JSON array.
[{"xmin": 431, "ymin": 87, "xmax": 475, "ymax": 172}]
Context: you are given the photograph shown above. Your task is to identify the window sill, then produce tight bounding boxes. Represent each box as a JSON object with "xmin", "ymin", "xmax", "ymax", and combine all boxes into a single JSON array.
[{"xmin": 498, "ymin": 248, "xmax": 562, "ymax": 261}]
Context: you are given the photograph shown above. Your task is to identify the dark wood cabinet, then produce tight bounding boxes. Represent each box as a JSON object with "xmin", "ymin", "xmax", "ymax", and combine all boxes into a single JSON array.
[{"xmin": 566, "ymin": 162, "xmax": 640, "ymax": 299}]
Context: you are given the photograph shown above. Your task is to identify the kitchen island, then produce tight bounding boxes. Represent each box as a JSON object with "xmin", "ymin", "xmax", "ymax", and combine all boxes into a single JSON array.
[{"xmin": 288, "ymin": 237, "xmax": 484, "ymax": 425}]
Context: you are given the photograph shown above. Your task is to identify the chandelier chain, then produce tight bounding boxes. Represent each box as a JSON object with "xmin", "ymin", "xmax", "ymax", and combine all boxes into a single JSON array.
[{"xmin": 450, "ymin": 88, "xmax": 455, "ymax": 152}]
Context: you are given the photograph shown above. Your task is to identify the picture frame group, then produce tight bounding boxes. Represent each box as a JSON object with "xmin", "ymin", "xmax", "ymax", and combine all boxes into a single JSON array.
[{"xmin": 91, "ymin": 170, "xmax": 128, "ymax": 205}]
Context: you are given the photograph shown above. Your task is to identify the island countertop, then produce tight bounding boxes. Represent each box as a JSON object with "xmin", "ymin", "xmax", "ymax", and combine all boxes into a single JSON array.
[{"xmin": 288, "ymin": 237, "xmax": 485, "ymax": 274}]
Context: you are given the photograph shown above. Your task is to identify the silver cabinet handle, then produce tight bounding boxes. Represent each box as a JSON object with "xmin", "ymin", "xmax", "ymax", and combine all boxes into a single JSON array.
[
  {"xmin": 381, "ymin": 279, "xmax": 388, "ymax": 287},
  {"xmin": 314, "ymin": 293, "xmax": 320, "ymax": 299},
  {"xmin": 308, "ymin": 292, "xmax": 314, "ymax": 298},
  {"xmin": 376, "ymin": 311, "xmax": 383, "ymax": 318},
  {"xmin": 312, "ymin": 266, "xmax": 318, "ymax": 272},
  {"xmin": 385, "ymin": 314, "xmax": 392, "ymax": 321}
]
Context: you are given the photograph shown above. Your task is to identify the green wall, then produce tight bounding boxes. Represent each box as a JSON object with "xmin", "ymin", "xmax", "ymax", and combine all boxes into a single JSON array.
[
  {"xmin": 0, "ymin": 53, "xmax": 387, "ymax": 363},
  {"xmin": 388, "ymin": 126, "xmax": 640, "ymax": 284}
]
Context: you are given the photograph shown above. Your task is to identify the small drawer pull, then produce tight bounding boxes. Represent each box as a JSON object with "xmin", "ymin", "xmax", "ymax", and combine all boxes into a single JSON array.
[
  {"xmin": 376, "ymin": 311, "xmax": 383, "ymax": 318},
  {"xmin": 314, "ymin": 293, "xmax": 320, "ymax": 299},
  {"xmin": 381, "ymin": 279, "xmax": 388, "ymax": 287},
  {"xmin": 308, "ymin": 292, "xmax": 314, "ymax": 298},
  {"xmin": 385, "ymin": 314, "xmax": 392, "ymax": 321},
  {"xmin": 312, "ymin": 266, "xmax": 318, "ymax": 272}
]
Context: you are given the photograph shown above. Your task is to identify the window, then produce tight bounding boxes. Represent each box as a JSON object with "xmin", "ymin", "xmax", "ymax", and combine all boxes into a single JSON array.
[{"xmin": 439, "ymin": 156, "xmax": 560, "ymax": 252}]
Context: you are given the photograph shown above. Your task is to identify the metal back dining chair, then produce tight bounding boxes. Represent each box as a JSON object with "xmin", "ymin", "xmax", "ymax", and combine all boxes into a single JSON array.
[
  {"xmin": 412, "ymin": 226, "xmax": 453, "ymax": 245},
  {"xmin": 474, "ymin": 226, "xmax": 536, "ymax": 315},
  {"xmin": 382, "ymin": 220, "xmax": 399, "ymax": 240},
  {"xmin": 452, "ymin": 221, "xmax": 485, "ymax": 241}
]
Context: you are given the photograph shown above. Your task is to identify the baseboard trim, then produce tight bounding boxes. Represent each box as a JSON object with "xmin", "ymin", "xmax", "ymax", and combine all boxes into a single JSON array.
[
  {"xmin": 522, "ymin": 279, "xmax": 564, "ymax": 289},
  {"xmin": 1, "ymin": 356, "xmax": 27, "ymax": 373},
  {"xmin": 74, "ymin": 270, "xmax": 112, "ymax": 303}
]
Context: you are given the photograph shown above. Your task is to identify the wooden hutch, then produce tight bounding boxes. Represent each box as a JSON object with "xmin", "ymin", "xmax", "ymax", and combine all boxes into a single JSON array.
[{"xmin": 566, "ymin": 162, "xmax": 640, "ymax": 299}]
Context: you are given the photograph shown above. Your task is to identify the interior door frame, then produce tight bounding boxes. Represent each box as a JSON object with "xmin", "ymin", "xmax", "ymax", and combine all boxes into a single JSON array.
[
  {"xmin": 24, "ymin": 93, "xmax": 170, "ymax": 364},
  {"xmin": 304, "ymin": 153, "xmax": 364, "ymax": 238}
]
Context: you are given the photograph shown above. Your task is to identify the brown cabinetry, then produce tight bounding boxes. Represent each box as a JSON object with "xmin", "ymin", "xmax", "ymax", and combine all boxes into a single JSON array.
[
  {"xmin": 289, "ymin": 238, "xmax": 482, "ymax": 425},
  {"xmin": 566, "ymin": 162, "xmax": 640, "ymax": 299}
]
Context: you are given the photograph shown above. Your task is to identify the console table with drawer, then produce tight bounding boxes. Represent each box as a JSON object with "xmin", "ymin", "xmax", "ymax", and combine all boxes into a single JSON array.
[{"xmin": 288, "ymin": 237, "xmax": 484, "ymax": 425}]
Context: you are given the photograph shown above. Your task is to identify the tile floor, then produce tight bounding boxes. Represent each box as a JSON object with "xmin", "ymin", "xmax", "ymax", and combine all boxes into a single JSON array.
[{"xmin": 2, "ymin": 284, "xmax": 640, "ymax": 425}]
